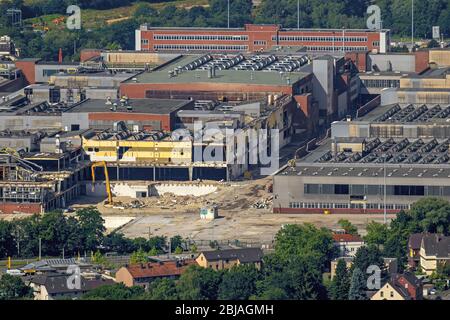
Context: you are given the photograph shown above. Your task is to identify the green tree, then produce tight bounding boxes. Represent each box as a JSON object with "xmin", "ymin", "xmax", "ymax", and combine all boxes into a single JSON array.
[
  {"xmin": 255, "ymin": 255, "xmax": 327, "ymax": 300},
  {"xmin": 352, "ymin": 245, "xmax": 383, "ymax": 276},
  {"xmin": 0, "ymin": 220, "xmax": 14, "ymax": 259},
  {"xmin": 338, "ymin": 219, "xmax": 358, "ymax": 235},
  {"xmin": 348, "ymin": 268, "xmax": 367, "ymax": 300},
  {"xmin": 92, "ymin": 250, "xmax": 107, "ymax": 265},
  {"xmin": 383, "ymin": 230, "xmax": 408, "ymax": 273},
  {"xmin": 0, "ymin": 274, "xmax": 33, "ymax": 300},
  {"xmin": 141, "ymin": 278, "xmax": 178, "ymax": 300},
  {"xmin": 103, "ymin": 232, "xmax": 137, "ymax": 254},
  {"xmin": 170, "ymin": 235, "xmax": 184, "ymax": 253},
  {"xmin": 218, "ymin": 265, "xmax": 259, "ymax": 300},
  {"xmin": 177, "ymin": 265, "xmax": 222, "ymax": 300},
  {"xmin": 76, "ymin": 207, "xmax": 105, "ymax": 252},
  {"xmin": 82, "ymin": 283, "xmax": 144, "ymax": 300},
  {"xmin": 364, "ymin": 221, "xmax": 388, "ymax": 247},
  {"xmin": 330, "ymin": 259, "xmax": 350, "ymax": 300},
  {"xmin": 411, "ymin": 198, "xmax": 450, "ymax": 235},
  {"xmin": 130, "ymin": 248, "xmax": 148, "ymax": 264},
  {"xmin": 274, "ymin": 224, "xmax": 335, "ymax": 271}
]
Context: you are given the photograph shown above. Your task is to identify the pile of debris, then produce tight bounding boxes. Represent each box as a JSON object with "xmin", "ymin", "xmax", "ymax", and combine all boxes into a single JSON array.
[{"xmin": 252, "ymin": 196, "xmax": 273, "ymax": 209}]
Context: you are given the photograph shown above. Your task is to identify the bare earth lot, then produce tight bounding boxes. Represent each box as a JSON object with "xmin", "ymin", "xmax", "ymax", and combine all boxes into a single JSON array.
[{"xmin": 70, "ymin": 178, "xmax": 396, "ymax": 242}]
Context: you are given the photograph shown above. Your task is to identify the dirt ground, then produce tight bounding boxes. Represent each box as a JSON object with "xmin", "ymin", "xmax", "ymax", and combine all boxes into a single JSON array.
[{"xmin": 69, "ymin": 177, "xmax": 396, "ymax": 242}]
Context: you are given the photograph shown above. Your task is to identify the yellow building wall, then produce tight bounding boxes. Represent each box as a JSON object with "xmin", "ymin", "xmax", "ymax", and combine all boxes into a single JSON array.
[
  {"xmin": 333, "ymin": 142, "xmax": 365, "ymax": 153},
  {"xmin": 429, "ymin": 50, "xmax": 450, "ymax": 67},
  {"xmin": 400, "ymin": 75, "xmax": 450, "ymax": 89},
  {"xmin": 82, "ymin": 137, "xmax": 192, "ymax": 164},
  {"xmin": 371, "ymin": 283, "xmax": 406, "ymax": 300}
]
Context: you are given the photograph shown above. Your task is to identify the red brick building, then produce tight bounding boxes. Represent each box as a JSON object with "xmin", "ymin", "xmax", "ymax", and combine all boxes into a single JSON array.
[{"xmin": 136, "ymin": 24, "xmax": 390, "ymax": 54}]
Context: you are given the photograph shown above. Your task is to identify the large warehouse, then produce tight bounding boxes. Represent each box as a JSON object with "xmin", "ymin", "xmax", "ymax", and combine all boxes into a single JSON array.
[
  {"xmin": 273, "ymin": 137, "xmax": 450, "ymax": 214},
  {"xmin": 332, "ymin": 103, "xmax": 450, "ymax": 140},
  {"xmin": 135, "ymin": 24, "xmax": 390, "ymax": 53},
  {"xmin": 120, "ymin": 53, "xmax": 313, "ymax": 101}
]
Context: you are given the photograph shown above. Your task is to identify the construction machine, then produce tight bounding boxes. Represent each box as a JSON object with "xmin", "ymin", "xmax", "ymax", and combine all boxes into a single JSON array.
[{"xmin": 91, "ymin": 161, "xmax": 113, "ymax": 205}]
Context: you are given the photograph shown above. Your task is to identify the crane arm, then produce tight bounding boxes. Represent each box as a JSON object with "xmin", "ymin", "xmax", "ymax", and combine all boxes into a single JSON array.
[{"xmin": 91, "ymin": 161, "xmax": 112, "ymax": 204}]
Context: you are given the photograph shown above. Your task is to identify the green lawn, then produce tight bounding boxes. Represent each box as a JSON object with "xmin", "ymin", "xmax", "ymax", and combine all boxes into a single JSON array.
[{"xmin": 23, "ymin": 0, "xmax": 209, "ymax": 30}]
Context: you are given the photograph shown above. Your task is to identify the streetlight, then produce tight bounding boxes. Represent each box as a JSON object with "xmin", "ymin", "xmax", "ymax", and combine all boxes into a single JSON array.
[
  {"xmin": 383, "ymin": 154, "xmax": 387, "ymax": 224},
  {"xmin": 411, "ymin": 0, "xmax": 414, "ymax": 49},
  {"xmin": 227, "ymin": 0, "xmax": 230, "ymax": 29}
]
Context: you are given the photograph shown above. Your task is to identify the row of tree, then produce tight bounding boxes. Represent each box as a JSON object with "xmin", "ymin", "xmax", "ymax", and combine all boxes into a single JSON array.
[
  {"xmin": 0, "ymin": 207, "xmax": 184, "ymax": 259},
  {"xmin": 83, "ymin": 223, "xmax": 389, "ymax": 300},
  {"xmin": 1, "ymin": 0, "xmax": 449, "ymax": 62}
]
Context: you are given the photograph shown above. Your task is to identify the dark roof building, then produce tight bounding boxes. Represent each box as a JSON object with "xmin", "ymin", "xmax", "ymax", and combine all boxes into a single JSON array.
[
  {"xmin": 196, "ymin": 248, "xmax": 264, "ymax": 270},
  {"xmin": 371, "ymin": 273, "xmax": 423, "ymax": 300},
  {"xmin": 420, "ymin": 234, "xmax": 450, "ymax": 275},
  {"xmin": 62, "ymin": 98, "xmax": 194, "ymax": 131},
  {"xmin": 29, "ymin": 273, "xmax": 114, "ymax": 300},
  {"xmin": 422, "ymin": 234, "xmax": 450, "ymax": 258}
]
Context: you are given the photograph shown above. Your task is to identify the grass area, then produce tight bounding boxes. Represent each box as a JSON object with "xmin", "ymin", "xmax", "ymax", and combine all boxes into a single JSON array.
[
  {"xmin": 23, "ymin": 0, "xmax": 209, "ymax": 30},
  {"xmin": 0, "ymin": 258, "xmax": 38, "ymax": 269}
]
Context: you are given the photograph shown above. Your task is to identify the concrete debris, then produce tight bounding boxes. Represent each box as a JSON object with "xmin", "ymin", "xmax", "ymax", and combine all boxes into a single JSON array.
[
  {"xmin": 93, "ymin": 178, "xmax": 275, "ymax": 215},
  {"xmin": 252, "ymin": 196, "xmax": 273, "ymax": 209}
]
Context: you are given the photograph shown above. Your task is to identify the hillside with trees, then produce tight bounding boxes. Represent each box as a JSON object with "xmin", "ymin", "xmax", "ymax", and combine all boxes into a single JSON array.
[{"xmin": 0, "ymin": 0, "xmax": 449, "ymax": 61}]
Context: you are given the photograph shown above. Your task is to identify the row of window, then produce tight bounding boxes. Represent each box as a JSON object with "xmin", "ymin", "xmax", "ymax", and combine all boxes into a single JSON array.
[
  {"xmin": 153, "ymin": 35, "xmax": 249, "ymax": 41},
  {"xmin": 303, "ymin": 184, "xmax": 450, "ymax": 196},
  {"xmin": 362, "ymin": 79, "xmax": 400, "ymax": 88},
  {"xmin": 153, "ymin": 44, "xmax": 249, "ymax": 51},
  {"xmin": 289, "ymin": 202, "xmax": 411, "ymax": 210},
  {"xmin": 253, "ymin": 40, "xmax": 267, "ymax": 45},
  {"xmin": 306, "ymin": 45, "xmax": 368, "ymax": 51},
  {"xmin": 276, "ymin": 36, "xmax": 368, "ymax": 42}
]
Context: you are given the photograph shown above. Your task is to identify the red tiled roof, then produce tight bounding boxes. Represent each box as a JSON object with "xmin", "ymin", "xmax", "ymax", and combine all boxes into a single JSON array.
[
  {"xmin": 332, "ymin": 233, "xmax": 363, "ymax": 243},
  {"xmin": 126, "ymin": 259, "xmax": 197, "ymax": 279}
]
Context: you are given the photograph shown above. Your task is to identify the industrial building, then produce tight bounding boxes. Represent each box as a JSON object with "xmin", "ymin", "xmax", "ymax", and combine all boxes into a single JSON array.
[
  {"xmin": 0, "ymin": 95, "xmax": 71, "ymax": 131},
  {"xmin": 332, "ymin": 103, "xmax": 450, "ymax": 140},
  {"xmin": 135, "ymin": 24, "xmax": 390, "ymax": 54},
  {"xmin": 80, "ymin": 49, "xmax": 180, "ymax": 72},
  {"xmin": 120, "ymin": 53, "xmax": 313, "ymax": 101},
  {"xmin": 0, "ymin": 141, "xmax": 90, "ymax": 214},
  {"xmin": 15, "ymin": 58, "xmax": 80, "ymax": 84},
  {"xmin": 63, "ymin": 97, "xmax": 195, "ymax": 131},
  {"xmin": 81, "ymin": 93, "xmax": 300, "ymax": 181},
  {"xmin": 82, "ymin": 126, "xmax": 215, "ymax": 181},
  {"xmin": 376, "ymin": 67, "xmax": 450, "ymax": 105},
  {"xmin": 273, "ymin": 136, "xmax": 450, "ymax": 214}
]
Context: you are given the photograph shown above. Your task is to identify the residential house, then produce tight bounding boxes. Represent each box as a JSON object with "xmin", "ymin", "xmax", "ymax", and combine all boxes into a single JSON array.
[
  {"xmin": 332, "ymin": 233, "xmax": 365, "ymax": 257},
  {"xmin": 408, "ymin": 233, "xmax": 427, "ymax": 269},
  {"xmin": 196, "ymin": 248, "xmax": 264, "ymax": 271},
  {"xmin": 29, "ymin": 272, "xmax": 114, "ymax": 300},
  {"xmin": 115, "ymin": 259, "xmax": 196, "ymax": 288},
  {"xmin": 330, "ymin": 257, "xmax": 398, "ymax": 279},
  {"xmin": 371, "ymin": 273, "xmax": 423, "ymax": 300},
  {"xmin": 420, "ymin": 234, "xmax": 450, "ymax": 275}
]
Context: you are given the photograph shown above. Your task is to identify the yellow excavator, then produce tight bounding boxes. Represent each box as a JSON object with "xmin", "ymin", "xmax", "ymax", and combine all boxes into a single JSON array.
[{"xmin": 91, "ymin": 161, "xmax": 113, "ymax": 205}]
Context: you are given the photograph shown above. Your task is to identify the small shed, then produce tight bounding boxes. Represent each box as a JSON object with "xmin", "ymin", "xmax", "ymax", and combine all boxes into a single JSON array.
[{"xmin": 200, "ymin": 205, "xmax": 218, "ymax": 220}]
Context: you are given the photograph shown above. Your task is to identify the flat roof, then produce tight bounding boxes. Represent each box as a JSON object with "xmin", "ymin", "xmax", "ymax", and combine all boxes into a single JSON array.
[
  {"xmin": 278, "ymin": 163, "xmax": 450, "ymax": 179},
  {"xmin": 67, "ymin": 98, "xmax": 192, "ymax": 114},
  {"xmin": 141, "ymin": 24, "xmax": 389, "ymax": 33},
  {"xmin": 359, "ymin": 104, "xmax": 450, "ymax": 123},
  {"xmin": 129, "ymin": 68, "xmax": 309, "ymax": 86}
]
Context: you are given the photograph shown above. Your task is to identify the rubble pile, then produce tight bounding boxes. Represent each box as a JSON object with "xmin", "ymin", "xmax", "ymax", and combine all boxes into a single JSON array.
[{"xmin": 252, "ymin": 196, "xmax": 273, "ymax": 209}]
